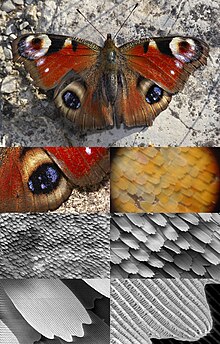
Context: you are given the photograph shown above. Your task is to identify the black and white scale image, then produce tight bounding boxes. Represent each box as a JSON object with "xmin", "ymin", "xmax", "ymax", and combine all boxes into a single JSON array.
[
  {"xmin": 0, "ymin": 279, "xmax": 110, "ymax": 344},
  {"xmin": 111, "ymin": 213, "xmax": 220, "ymax": 279},
  {"xmin": 0, "ymin": 213, "xmax": 110, "ymax": 278}
]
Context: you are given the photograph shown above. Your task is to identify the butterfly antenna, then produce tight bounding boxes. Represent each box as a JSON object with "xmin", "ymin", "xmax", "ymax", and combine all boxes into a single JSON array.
[
  {"xmin": 113, "ymin": 3, "xmax": 138, "ymax": 40},
  {"xmin": 77, "ymin": 9, "xmax": 105, "ymax": 39}
]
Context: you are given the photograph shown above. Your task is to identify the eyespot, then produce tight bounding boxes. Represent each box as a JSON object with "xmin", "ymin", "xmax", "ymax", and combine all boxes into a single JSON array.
[
  {"xmin": 169, "ymin": 37, "xmax": 198, "ymax": 63},
  {"xmin": 18, "ymin": 34, "xmax": 51, "ymax": 60},
  {"xmin": 62, "ymin": 91, "xmax": 81, "ymax": 110},
  {"xmin": 145, "ymin": 85, "xmax": 163, "ymax": 104},
  {"xmin": 28, "ymin": 163, "xmax": 61, "ymax": 195}
]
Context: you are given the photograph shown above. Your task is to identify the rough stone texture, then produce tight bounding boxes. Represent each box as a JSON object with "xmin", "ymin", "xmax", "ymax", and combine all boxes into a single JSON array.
[
  {"xmin": 54, "ymin": 178, "xmax": 110, "ymax": 214},
  {"xmin": 0, "ymin": 213, "xmax": 110, "ymax": 278},
  {"xmin": 111, "ymin": 213, "xmax": 220, "ymax": 279},
  {"xmin": 1, "ymin": 0, "xmax": 219, "ymax": 146}
]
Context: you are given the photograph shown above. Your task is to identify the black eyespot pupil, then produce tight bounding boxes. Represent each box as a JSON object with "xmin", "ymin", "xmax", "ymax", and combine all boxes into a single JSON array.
[
  {"xmin": 28, "ymin": 163, "xmax": 60, "ymax": 195},
  {"xmin": 62, "ymin": 91, "xmax": 81, "ymax": 110},
  {"xmin": 145, "ymin": 85, "xmax": 163, "ymax": 104},
  {"xmin": 32, "ymin": 38, "xmax": 42, "ymax": 44}
]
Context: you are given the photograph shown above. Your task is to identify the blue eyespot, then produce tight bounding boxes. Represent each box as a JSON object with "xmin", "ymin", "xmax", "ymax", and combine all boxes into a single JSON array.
[
  {"xmin": 146, "ymin": 85, "xmax": 163, "ymax": 104},
  {"xmin": 62, "ymin": 91, "xmax": 81, "ymax": 110},
  {"xmin": 28, "ymin": 164, "xmax": 61, "ymax": 194}
]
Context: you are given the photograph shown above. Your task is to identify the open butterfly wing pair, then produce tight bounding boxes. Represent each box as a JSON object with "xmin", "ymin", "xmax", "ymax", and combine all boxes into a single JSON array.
[
  {"xmin": 0, "ymin": 147, "xmax": 109, "ymax": 212},
  {"xmin": 12, "ymin": 33, "xmax": 209, "ymax": 130}
]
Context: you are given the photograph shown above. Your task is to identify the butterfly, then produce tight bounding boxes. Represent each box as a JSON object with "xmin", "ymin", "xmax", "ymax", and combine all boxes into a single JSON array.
[
  {"xmin": 12, "ymin": 32, "xmax": 209, "ymax": 131},
  {"xmin": 0, "ymin": 147, "xmax": 109, "ymax": 212}
]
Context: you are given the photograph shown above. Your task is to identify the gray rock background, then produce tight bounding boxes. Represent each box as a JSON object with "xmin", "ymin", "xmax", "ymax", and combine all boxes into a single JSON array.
[{"xmin": 0, "ymin": 0, "xmax": 219, "ymax": 146}]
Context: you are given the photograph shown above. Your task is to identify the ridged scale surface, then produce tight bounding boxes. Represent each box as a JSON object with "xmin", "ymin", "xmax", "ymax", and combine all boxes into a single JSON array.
[
  {"xmin": 111, "ymin": 213, "xmax": 220, "ymax": 279},
  {"xmin": 111, "ymin": 279, "xmax": 213, "ymax": 344}
]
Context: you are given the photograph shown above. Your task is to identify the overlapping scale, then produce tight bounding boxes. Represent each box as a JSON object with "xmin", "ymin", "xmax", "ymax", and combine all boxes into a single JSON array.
[
  {"xmin": 111, "ymin": 148, "xmax": 220, "ymax": 213},
  {"xmin": 110, "ymin": 213, "xmax": 220, "ymax": 279}
]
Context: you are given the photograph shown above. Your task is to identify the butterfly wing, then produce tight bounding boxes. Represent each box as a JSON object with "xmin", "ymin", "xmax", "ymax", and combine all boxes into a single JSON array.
[
  {"xmin": 12, "ymin": 34, "xmax": 114, "ymax": 130},
  {"xmin": 0, "ymin": 147, "xmax": 109, "ymax": 212},
  {"xmin": 117, "ymin": 36, "xmax": 209, "ymax": 126},
  {"xmin": 0, "ymin": 147, "xmax": 73, "ymax": 212},
  {"xmin": 12, "ymin": 34, "xmax": 100, "ymax": 90}
]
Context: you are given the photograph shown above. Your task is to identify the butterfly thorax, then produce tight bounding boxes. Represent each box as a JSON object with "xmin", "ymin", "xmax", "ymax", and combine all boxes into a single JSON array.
[
  {"xmin": 101, "ymin": 34, "xmax": 119, "ymax": 70},
  {"xmin": 98, "ymin": 34, "xmax": 124, "ymax": 104}
]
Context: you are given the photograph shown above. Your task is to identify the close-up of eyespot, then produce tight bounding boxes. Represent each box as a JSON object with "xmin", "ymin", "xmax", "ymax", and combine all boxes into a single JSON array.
[{"xmin": 0, "ymin": 147, "xmax": 110, "ymax": 212}]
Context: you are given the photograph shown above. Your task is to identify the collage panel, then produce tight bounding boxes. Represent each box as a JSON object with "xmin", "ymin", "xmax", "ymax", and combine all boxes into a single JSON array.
[
  {"xmin": 1, "ymin": 0, "xmax": 219, "ymax": 343},
  {"xmin": 110, "ymin": 213, "xmax": 220, "ymax": 279},
  {"xmin": 1, "ymin": 0, "xmax": 218, "ymax": 147},
  {"xmin": 0, "ymin": 213, "xmax": 110, "ymax": 278},
  {"xmin": 111, "ymin": 147, "xmax": 220, "ymax": 213},
  {"xmin": 0, "ymin": 279, "xmax": 110, "ymax": 344},
  {"xmin": 111, "ymin": 279, "xmax": 220, "ymax": 344},
  {"xmin": 0, "ymin": 147, "xmax": 110, "ymax": 213}
]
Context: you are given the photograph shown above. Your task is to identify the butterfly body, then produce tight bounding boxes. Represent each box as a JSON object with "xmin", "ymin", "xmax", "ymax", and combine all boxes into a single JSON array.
[{"xmin": 12, "ymin": 33, "xmax": 209, "ymax": 130}]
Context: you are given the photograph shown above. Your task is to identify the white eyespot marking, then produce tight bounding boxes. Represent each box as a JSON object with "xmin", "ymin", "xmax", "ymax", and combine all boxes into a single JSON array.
[
  {"xmin": 36, "ymin": 57, "xmax": 46, "ymax": 66},
  {"xmin": 169, "ymin": 37, "xmax": 197, "ymax": 63},
  {"xmin": 64, "ymin": 38, "xmax": 72, "ymax": 47},
  {"xmin": 175, "ymin": 60, "xmax": 183, "ymax": 69},
  {"xmin": 170, "ymin": 70, "xmax": 175, "ymax": 75},
  {"xmin": 149, "ymin": 40, "xmax": 157, "ymax": 48},
  {"xmin": 20, "ymin": 34, "xmax": 52, "ymax": 60},
  {"xmin": 85, "ymin": 147, "xmax": 92, "ymax": 155},
  {"xmin": 44, "ymin": 68, "xmax": 49, "ymax": 73}
]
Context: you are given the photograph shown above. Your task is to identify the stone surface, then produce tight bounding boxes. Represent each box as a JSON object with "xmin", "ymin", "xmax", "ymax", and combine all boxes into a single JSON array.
[
  {"xmin": 1, "ymin": 0, "xmax": 219, "ymax": 145},
  {"xmin": 1, "ymin": 75, "xmax": 17, "ymax": 93},
  {"xmin": 1, "ymin": 0, "xmax": 16, "ymax": 12}
]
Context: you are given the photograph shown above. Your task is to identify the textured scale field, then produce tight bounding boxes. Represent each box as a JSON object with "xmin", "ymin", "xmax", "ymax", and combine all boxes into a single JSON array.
[
  {"xmin": 111, "ymin": 147, "xmax": 220, "ymax": 213},
  {"xmin": 111, "ymin": 213, "xmax": 220, "ymax": 279},
  {"xmin": 0, "ymin": 213, "xmax": 110, "ymax": 278}
]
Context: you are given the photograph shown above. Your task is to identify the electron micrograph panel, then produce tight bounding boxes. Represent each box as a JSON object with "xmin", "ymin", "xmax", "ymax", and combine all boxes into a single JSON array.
[
  {"xmin": 111, "ymin": 213, "xmax": 220, "ymax": 279},
  {"xmin": 0, "ymin": 279, "xmax": 110, "ymax": 344},
  {"xmin": 0, "ymin": 213, "xmax": 110, "ymax": 278},
  {"xmin": 111, "ymin": 279, "xmax": 219, "ymax": 344}
]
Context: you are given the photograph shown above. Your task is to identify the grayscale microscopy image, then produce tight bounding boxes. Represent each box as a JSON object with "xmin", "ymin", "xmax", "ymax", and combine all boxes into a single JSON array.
[
  {"xmin": 111, "ymin": 213, "xmax": 220, "ymax": 279},
  {"xmin": 0, "ymin": 279, "xmax": 110, "ymax": 344},
  {"xmin": 111, "ymin": 278, "xmax": 219, "ymax": 344},
  {"xmin": 0, "ymin": 213, "xmax": 110, "ymax": 278}
]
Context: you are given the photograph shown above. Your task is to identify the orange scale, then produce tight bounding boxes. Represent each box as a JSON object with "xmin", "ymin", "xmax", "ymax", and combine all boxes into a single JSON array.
[
  {"xmin": 198, "ymin": 171, "xmax": 216, "ymax": 183},
  {"xmin": 142, "ymin": 182, "xmax": 155, "ymax": 193},
  {"xmin": 136, "ymin": 151, "xmax": 150, "ymax": 164},
  {"xmin": 189, "ymin": 166, "xmax": 200, "ymax": 178},
  {"xmin": 181, "ymin": 188, "xmax": 194, "ymax": 197},
  {"xmin": 145, "ymin": 147, "xmax": 158, "ymax": 158},
  {"xmin": 179, "ymin": 175, "xmax": 194, "ymax": 189},
  {"xmin": 193, "ymin": 179, "xmax": 209, "ymax": 192},
  {"xmin": 146, "ymin": 175, "xmax": 161, "ymax": 185},
  {"xmin": 153, "ymin": 154, "xmax": 166, "ymax": 167}
]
